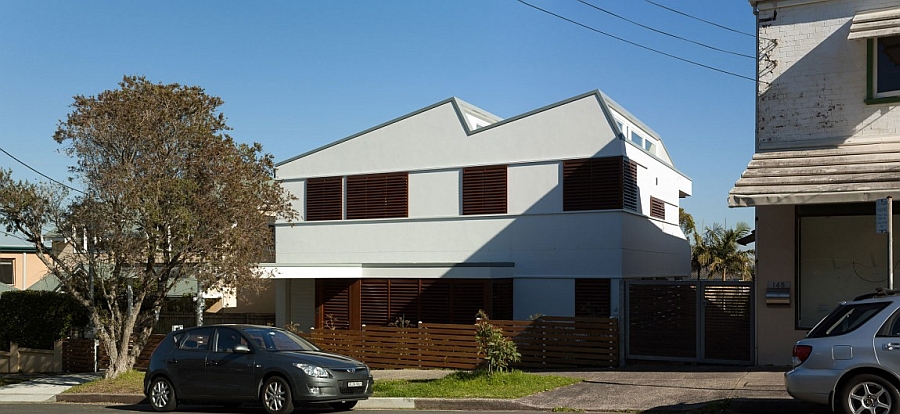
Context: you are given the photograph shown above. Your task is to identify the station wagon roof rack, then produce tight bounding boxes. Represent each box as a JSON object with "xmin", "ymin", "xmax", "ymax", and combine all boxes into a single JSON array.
[{"xmin": 854, "ymin": 288, "xmax": 900, "ymax": 301}]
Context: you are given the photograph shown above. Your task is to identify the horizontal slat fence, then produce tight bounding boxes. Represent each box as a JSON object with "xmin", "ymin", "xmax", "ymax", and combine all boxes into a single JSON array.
[
  {"xmin": 63, "ymin": 334, "xmax": 166, "ymax": 373},
  {"xmin": 303, "ymin": 316, "xmax": 618, "ymax": 370},
  {"xmin": 62, "ymin": 339, "xmax": 96, "ymax": 373}
]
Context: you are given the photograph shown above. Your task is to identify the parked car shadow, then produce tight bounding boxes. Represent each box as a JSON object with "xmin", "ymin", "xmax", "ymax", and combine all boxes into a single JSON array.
[
  {"xmin": 642, "ymin": 398, "xmax": 831, "ymax": 414},
  {"xmin": 106, "ymin": 403, "xmax": 337, "ymax": 413}
]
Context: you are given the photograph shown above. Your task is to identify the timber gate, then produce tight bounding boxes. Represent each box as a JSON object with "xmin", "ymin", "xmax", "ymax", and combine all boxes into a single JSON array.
[{"xmin": 625, "ymin": 280, "xmax": 754, "ymax": 365}]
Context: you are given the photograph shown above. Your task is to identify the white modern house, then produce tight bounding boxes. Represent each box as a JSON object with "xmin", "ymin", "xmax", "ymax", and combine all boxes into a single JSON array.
[
  {"xmin": 732, "ymin": 0, "xmax": 900, "ymax": 365},
  {"xmin": 270, "ymin": 90, "xmax": 692, "ymax": 331}
]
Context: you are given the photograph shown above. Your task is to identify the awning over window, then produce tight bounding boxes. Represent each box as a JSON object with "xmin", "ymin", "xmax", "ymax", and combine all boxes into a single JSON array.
[
  {"xmin": 728, "ymin": 140, "xmax": 900, "ymax": 207},
  {"xmin": 849, "ymin": 8, "xmax": 900, "ymax": 40}
]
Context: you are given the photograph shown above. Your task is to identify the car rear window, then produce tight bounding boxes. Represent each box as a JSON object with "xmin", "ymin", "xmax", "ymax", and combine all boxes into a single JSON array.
[{"xmin": 807, "ymin": 302, "xmax": 890, "ymax": 338}]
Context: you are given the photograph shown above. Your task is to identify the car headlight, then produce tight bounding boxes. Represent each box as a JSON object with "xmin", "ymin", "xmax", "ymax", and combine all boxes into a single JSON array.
[{"xmin": 293, "ymin": 363, "xmax": 332, "ymax": 378}]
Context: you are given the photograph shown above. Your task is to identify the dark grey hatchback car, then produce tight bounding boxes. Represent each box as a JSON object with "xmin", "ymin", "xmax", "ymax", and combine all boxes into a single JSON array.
[{"xmin": 143, "ymin": 324, "xmax": 373, "ymax": 413}]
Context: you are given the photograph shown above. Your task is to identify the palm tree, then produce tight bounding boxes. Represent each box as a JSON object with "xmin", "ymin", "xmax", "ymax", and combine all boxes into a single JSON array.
[
  {"xmin": 702, "ymin": 222, "xmax": 755, "ymax": 281},
  {"xmin": 680, "ymin": 209, "xmax": 710, "ymax": 278}
]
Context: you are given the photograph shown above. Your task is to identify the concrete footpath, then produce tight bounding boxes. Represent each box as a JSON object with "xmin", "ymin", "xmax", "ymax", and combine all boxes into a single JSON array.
[{"xmin": 0, "ymin": 366, "xmax": 828, "ymax": 413}]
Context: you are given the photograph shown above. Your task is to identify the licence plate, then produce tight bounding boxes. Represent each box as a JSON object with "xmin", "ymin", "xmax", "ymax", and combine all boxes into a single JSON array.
[{"xmin": 347, "ymin": 381, "xmax": 364, "ymax": 388}]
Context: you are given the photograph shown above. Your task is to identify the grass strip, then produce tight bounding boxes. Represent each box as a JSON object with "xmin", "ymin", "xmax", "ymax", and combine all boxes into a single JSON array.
[
  {"xmin": 64, "ymin": 369, "xmax": 581, "ymax": 399},
  {"xmin": 374, "ymin": 370, "xmax": 581, "ymax": 398},
  {"xmin": 64, "ymin": 370, "xmax": 144, "ymax": 394}
]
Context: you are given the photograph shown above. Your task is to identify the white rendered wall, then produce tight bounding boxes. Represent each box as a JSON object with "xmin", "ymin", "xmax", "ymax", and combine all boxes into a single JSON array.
[
  {"xmin": 410, "ymin": 170, "xmax": 459, "ymax": 217},
  {"xmin": 514, "ymin": 278, "xmax": 575, "ymax": 320},
  {"xmin": 508, "ymin": 162, "xmax": 561, "ymax": 215},
  {"xmin": 277, "ymin": 96, "xmax": 620, "ymax": 180},
  {"xmin": 276, "ymin": 212, "xmax": 628, "ymax": 278},
  {"xmin": 275, "ymin": 91, "xmax": 691, "ymax": 280}
]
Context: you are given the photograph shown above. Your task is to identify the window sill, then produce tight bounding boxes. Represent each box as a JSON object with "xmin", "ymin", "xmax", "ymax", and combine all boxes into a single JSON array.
[{"xmin": 866, "ymin": 96, "xmax": 900, "ymax": 105}]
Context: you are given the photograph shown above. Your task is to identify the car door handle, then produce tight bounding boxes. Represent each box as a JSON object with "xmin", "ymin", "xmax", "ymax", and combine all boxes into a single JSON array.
[
  {"xmin": 883, "ymin": 343, "xmax": 900, "ymax": 351},
  {"xmin": 166, "ymin": 358, "xmax": 177, "ymax": 364},
  {"xmin": 206, "ymin": 360, "xmax": 218, "ymax": 366}
]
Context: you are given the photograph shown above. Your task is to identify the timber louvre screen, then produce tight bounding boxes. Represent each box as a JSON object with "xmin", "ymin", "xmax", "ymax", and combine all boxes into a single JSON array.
[
  {"xmin": 626, "ymin": 280, "xmax": 754, "ymax": 364},
  {"xmin": 462, "ymin": 165, "xmax": 507, "ymax": 215},
  {"xmin": 319, "ymin": 278, "xmax": 512, "ymax": 329},
  {"xmin": 346, "ymin": 172, "xmax": 408, "ymax": 219},
  {"xmin": 563, "ymin": 157, "xmax": 637, "ymax": 212},
  {"xmin": 305, "ymin": 176, "xmax": 343, "ymax": 221}
]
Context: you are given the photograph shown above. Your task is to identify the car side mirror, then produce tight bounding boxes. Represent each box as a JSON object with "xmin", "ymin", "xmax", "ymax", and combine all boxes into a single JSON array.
[{"xmin": 233, "ymin": 344, "xmax": 252, "ymax": 354}]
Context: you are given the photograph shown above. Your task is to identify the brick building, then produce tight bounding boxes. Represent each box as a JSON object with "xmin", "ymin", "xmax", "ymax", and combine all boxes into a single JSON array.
[{"xmin": 731, "ymin": 0, "xmax": 900, "ymax": 365}]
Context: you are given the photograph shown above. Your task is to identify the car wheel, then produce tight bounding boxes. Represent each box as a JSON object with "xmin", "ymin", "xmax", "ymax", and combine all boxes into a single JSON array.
[
  {"xmin": 148, "ymin": 377, "xmax": 177, "ymax": 412},
  {"xmin": 839, "ymin": 374, "xmax": 900, "ymax": 414},
  {"xmin": 262, "ymin": 376, "xmax": 295, "ymax": 414},
  {"xmin": 330, "ymin": 401, "xmax": 358, "ymax": 411}
]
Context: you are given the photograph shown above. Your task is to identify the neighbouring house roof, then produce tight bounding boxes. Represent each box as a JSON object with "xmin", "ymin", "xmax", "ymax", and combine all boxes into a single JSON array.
[
  {"xmin": 0, "ymin": 282, "xmax": 18, "ymax": 294},
  {"xmin": 26, "ymin": 274, "xmax": 59, "ymax": 291},
  {"xmin": 728, "ymin": 139, "xmax": 900, "ymax": 207}
]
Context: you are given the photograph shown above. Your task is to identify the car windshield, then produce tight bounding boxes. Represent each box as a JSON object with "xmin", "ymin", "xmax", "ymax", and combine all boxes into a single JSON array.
[
  {"xmin": 807, "ymin": 302, "xmax": 890, "ymax": 338},
  {"xmin": 241, "ymin": 327, "xmax": 321, "ymax": 352}
]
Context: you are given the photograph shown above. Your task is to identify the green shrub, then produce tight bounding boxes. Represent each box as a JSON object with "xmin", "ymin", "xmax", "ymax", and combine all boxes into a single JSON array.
[
  {"xmin": 475, "ymin": 310, "xmax": 521, "ymax": 374},
  {"xmin": 0, "ymin": 290, "xmax": 88, "ymax": 349}
]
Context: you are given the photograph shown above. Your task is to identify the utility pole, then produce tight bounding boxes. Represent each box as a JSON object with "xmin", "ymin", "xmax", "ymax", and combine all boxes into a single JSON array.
[{"xmin": 877, "ymin": 197, "xmax": 894, "ymax": 290}]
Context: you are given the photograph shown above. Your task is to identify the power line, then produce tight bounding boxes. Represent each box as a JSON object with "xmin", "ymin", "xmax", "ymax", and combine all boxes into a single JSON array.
[
  {"xmin": 576, "ymin": 0, "xmax": 754, "ymax": 60},
  {"xmin": 642, "ymin": 0, "xmax": 756, "ymax": 38},
  {"xmin": 0, "ymin": 145, "xmax": 84, "ymax": 194},
  {"xmin": 515, "ymin": 0, "xmax": 760, "ymax": 84}
]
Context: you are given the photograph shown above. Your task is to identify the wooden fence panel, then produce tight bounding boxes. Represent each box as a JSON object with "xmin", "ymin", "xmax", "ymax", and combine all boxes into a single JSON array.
[
  {"xmin": 63, "ymin": 339, "xmax": 96, "ymax": 373},
  {"xmin": 303, "ymin": 317, "xmax": 619, "ymax": 370},
  {"xmin": 63, "ymin": 333, "xmax": 166, "ymax": 373}
]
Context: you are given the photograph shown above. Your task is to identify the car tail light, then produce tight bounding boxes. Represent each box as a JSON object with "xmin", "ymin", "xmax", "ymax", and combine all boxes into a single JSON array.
[{"xmin": 793, "ymin": 345, "xmax": 812, "ymax": 366}]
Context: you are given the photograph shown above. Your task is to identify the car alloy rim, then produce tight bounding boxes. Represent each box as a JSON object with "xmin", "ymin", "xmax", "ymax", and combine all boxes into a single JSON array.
[
  {"xmin": 265, "ymin": 380, "xmax": 286, "ymax": 411},
  {"xmin": 849, "ymin": 382, "xmax": 892, "ymax": 414},
  {"xmin": 151, "ymin": 380, "xmax": 169, "ymax": 408}
]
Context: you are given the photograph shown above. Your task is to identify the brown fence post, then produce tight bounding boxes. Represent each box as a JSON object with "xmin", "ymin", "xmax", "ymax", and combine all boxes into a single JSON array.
[{"xmin": 10, "ymin": 342, "xmax": 19, "ymax": 373}]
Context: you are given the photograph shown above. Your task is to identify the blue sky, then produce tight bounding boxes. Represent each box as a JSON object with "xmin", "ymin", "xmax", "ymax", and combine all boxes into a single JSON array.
[{"xmin": 0, "ymin": 0, "xmax": 757, "ymax": 245}]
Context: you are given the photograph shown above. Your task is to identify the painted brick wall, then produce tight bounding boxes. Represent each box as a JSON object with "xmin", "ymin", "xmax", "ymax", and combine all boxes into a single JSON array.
[{"xmin": 756, "ymin": 0, "xmax": 900, "ymax": 150}]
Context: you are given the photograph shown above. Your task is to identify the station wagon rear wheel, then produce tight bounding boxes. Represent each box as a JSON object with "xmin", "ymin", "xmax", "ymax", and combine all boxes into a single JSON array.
[
  {"xmin": 148, "ymin": 377, "xmax": 177, "ymax": 412},
  {"xmin": 839, "ymin": 374, "xmax": 900, "ymax": 414},
  {"xmin": 262, "ymin": 376, "xmax": 294, "ymax": 414}
]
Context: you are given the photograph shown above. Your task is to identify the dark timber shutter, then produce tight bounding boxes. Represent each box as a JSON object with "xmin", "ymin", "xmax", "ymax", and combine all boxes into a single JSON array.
[
  {"xmin": 360, "ymin": 279, "xmax": 389, "ymax": 326},
  {"xmin": 346, "ymin": 173, "xmax": 408, "ymax": 219},
  {"xmin": 319, "ymin": 279, "xmax": 353, "ymax": 329},
  {"xmin": 420, "ymin": 280, "xmax": 452, "ymax": 324},
  {"xmin": 451, "ymin": 280, "xmax": 484, "ymax": 324},
  {"xmin": 563, "ymin": 157, "xmax": 625, "ymax": 211},
  {"xmin": 491, "ymin": 279, "xmax": 514, "ymax": 320},
  {"xmin": 306, "ymin": 177, "xmax": 343, "ymax": 221},
  {"xmin": 650, "ymin": 197, "xmax": 666, "ymax": 219},
  {"xmin": 462, "ymin": 165, "xmax": 507, "ymax": 215},
  {"xmin": 575, "ymin": 279, "xmax": 611, "ymax": 317},
  {"xmin": 389, "ymin": 279, "xmax": 420, "ymax": 324},
  {"xmin": 623, "ymin": 159, "xmax": 638, "ymax": 211}
]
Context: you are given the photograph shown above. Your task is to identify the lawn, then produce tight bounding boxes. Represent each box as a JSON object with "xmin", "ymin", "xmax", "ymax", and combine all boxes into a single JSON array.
[
  {"xmin": 375, "ymin": 370, "xmax": 581, "ymax": 398},
  {"xmin": 65, "ymin": 370, "xmax": 144, "ymax": 394},
  {"xmin": 65, "ymin": 369, "xmax": 581, "ymax": 399}
]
